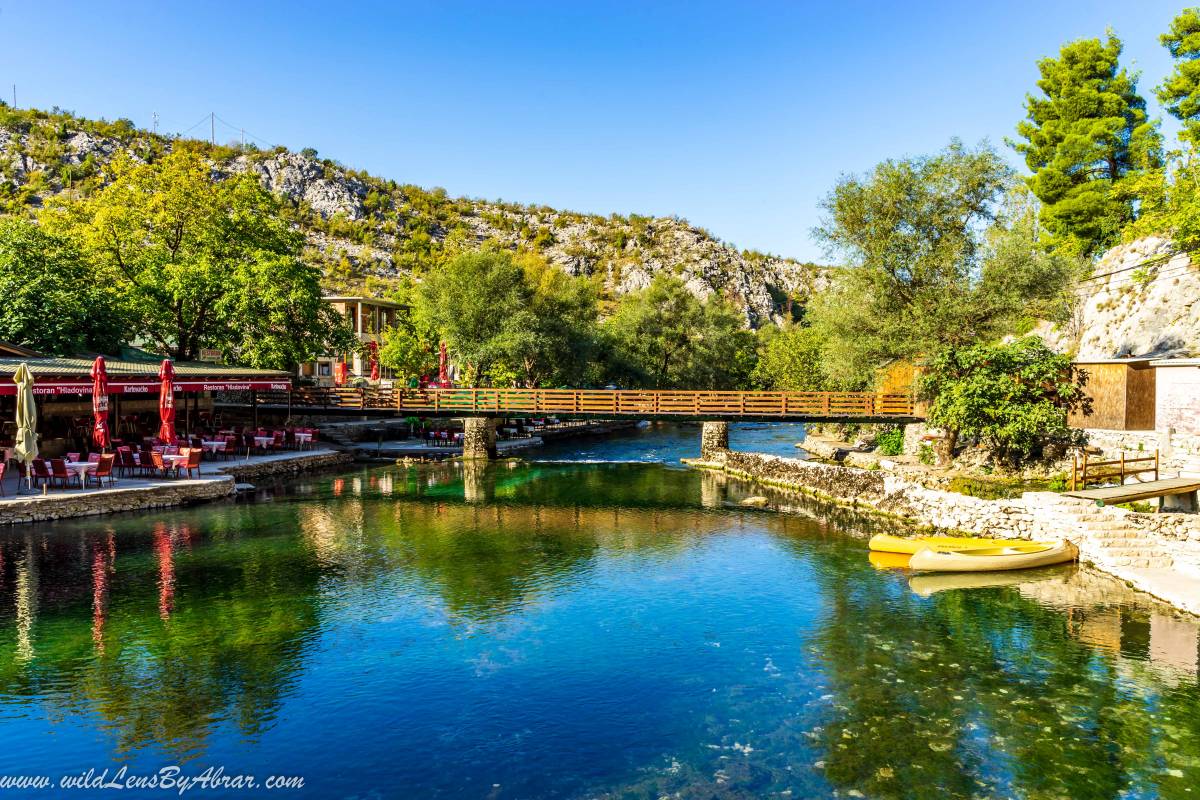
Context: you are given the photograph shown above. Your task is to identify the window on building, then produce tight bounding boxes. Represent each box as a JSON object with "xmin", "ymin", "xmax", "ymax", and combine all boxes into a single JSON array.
[{"xmin": 318, "ymin": 363, "xmax": 332, "ymax": 377}]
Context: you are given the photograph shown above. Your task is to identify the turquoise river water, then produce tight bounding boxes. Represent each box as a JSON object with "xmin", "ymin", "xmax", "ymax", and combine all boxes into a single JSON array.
[{"xmin": 0, "ymin": 424, "xmax": 1198, "ymax": 799}]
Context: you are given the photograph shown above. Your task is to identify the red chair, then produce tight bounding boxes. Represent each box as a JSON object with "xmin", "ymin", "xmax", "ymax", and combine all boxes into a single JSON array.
[
  {"xmin": 117, "ymin": 449, "xmax": 138, "ymax": 477},
  {"xmin": 88, "ymin": 452, "xmax": 101, "ymax": 462},
  {"xmin": 31, "ymin": 459, "xmax": 53, "ymax": 490},
  {"xmin": 66, "ymin": 452, "xmax": 81, "ymax": 463},
  {"xmin": 150, "ymin": 451, "xmax": 181, "ymax": 479},
  {"xmin": 50, "ymin": 458, "xmax": 80, "ymax": 489},
  {"xmin": 88, "ymin": 454, "xmax": 116, "ymax": 488},
  {"xmin": 183, "ymin": 448, "xmax": 202, "ymax": 478}
]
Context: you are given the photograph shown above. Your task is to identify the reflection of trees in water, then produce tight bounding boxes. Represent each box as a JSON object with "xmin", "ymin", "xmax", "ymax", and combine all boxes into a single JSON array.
[
  {"xmin": 0, "ymin": 511, "xmax": 325, "ymax": 760},
  {"xmin": 297, "ymin": 493, "xmax": 736, "ymax": 624},
  {"xmin": 806, "ymin": 551, "xmax": 1200, "ymax": 799}
]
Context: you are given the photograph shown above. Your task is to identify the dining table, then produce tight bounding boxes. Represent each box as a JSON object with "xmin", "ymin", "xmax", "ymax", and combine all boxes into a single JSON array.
[
  {"xmin": 254, "ymin": 436, "xmax": 275, "ymax": 449},
  {"xmin": 63, "ymin": 460, "xmax": 97, "ymax": 485},
  {"xmin": 163, "ymin": 453, "xmax": 189, "ymax": 472},
  {"xmin": 294, "ymin": 432, "xmax": 313, "ymax": 449},
  {"xmin": 199, "ymin": 440, "xmax": 227, "ymax": 455}
]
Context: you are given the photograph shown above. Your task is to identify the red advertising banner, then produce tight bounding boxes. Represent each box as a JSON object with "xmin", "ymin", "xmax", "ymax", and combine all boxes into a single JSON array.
[{"xmin": 0, "ymin": 379, "xmax": 291, "ymax": 396}]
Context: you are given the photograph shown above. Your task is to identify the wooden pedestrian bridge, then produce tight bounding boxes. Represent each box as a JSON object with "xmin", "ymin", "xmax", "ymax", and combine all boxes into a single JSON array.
[{"xmin": 238, "ymin": 387, "xmax": 921, "ymax": 423}]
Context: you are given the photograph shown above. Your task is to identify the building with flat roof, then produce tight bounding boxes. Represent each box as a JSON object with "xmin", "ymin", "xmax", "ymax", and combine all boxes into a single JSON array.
[{"xmin": 297, "ymin": 296, "xmax": 402, "ymax": 386}]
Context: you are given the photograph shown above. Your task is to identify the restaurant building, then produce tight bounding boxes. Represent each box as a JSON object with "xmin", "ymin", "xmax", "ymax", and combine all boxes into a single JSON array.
[
  {"xmin": 295, "ymin": 295, "xmax": 402, "ymax": 386},
  {"xmin": 0, "ymin": 356, "xmax": 290, "ymax": 457}
]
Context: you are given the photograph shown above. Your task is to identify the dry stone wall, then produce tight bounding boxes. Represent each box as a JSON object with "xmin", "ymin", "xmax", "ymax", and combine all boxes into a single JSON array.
[{"xmin": 701, "ymin": 450, "xmax": 1200, "ymax": 614}]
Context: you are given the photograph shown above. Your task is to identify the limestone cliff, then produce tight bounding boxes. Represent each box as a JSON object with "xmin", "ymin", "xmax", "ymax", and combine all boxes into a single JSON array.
[
  {"xmin": 0, "ymin": 108, "xmax": 821, "ymax": 324},
  {"xmin": 1037, "ymin": 235, "xmax": 1200, "ymax": 358}
]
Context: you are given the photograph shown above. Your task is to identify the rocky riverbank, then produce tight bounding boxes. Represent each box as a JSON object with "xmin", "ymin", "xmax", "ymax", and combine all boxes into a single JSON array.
[{"xmin": 686, "ymin": 449, "xmax": 1200, "ymax": 616}]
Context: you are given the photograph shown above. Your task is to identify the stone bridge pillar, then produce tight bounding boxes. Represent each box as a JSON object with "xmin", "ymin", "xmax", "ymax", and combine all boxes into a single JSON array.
[
  {"xmin": 461, "ymin": 417, "xmax": 497, "ymax": 460},
  {"xmin": 700, "ymin": 421, "xmax": 730, "ymax": 461}
]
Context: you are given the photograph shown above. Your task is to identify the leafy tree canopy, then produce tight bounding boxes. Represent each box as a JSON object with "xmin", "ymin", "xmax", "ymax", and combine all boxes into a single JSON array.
[
  {"xmin": 751, "ymin": 324, "xmax": 830, "ymax": 391},
  {"xmin": 809, "ymin": 142, "xmax": 1069, "ymax": 387},
  {"xmin": 42, "ymin": 148, "xmax": 352, "ymax": 368},
  {"xmin": 1158, "ymin": 8, "xmax": 1200, "ymax": 144},
  {"xmin": 415, "ymin": 249, "xmax": 534, "ymax": 387},
  {"xmin": 1012, "ymin": 33, "xmax": 1162, "ymax": 255},
  {"xmin": 602, "ymin": 274, "xmax": 756, "ymax": 390},
  {"xmin": 920, "ymin": 337, "xmax": 1088, "ymax": 464},
  {"xmin": 0, "ymin": 217, "xmax": 129, "ymax": 356}
]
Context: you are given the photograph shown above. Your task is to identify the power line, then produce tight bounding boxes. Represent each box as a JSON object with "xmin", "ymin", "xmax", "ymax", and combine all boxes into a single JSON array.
[{"xmin": 1071, "ymin": 261, "xmax": 1196, "ymax": 294}]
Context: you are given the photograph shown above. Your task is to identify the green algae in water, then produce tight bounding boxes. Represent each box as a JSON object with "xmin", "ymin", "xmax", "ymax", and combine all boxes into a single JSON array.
[{"xmin": 0, "ymin": 457, "xmax": 1197, "ymax": 799}]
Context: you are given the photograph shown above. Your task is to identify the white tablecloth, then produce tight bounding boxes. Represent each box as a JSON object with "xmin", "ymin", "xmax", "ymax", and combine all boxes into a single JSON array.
[{"xmin": 200, "ymin": 441, "xmax": 227, "ymax": 454}]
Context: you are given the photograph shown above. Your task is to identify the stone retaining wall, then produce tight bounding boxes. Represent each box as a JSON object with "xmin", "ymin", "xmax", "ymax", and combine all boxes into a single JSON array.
[
  {"xmin": 0, "ymin": 451, "xmax": 356, "ymax": 527},
  {"xmin": 0, "ymin": 478, "xmax": 235, "ymax": 525},
  {"xmin": 220, "ymin": 451, "xmax": 354, "ymax": 482},
  {"xmin": 696, "ymin": 449, "xmax": 1200, "ymax": 614}
]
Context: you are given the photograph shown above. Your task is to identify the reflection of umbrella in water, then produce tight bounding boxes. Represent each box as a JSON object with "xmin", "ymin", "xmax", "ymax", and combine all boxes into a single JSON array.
[{"xmin": 909, "ymin": 565, "xmax": 1077, "ymax": 597}]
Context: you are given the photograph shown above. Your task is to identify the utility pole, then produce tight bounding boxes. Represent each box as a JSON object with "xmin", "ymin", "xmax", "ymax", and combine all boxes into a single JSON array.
[
  {"xmin": 240, "ymin": 128, "xmax": 245, "ymax": 149},
  {"xmin": 10, "ymin": 84, "xmax": 15, "ymax": 108},
  {"xmin": 152, "ymin": 112, "xmax": 159, "ymax": 135},
  {"xmin": 210, "ymin": 112, "xmax": 215, "ymax": 146}
]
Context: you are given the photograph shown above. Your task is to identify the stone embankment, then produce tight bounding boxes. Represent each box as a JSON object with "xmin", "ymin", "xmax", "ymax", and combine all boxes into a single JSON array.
[
  {"xmin": 689, "ymin": 449, "xmax": 1200, "ymax": 615},
  {"xmin": 0, "ymin": 451, "xmax": 354, "ymax": 526}
]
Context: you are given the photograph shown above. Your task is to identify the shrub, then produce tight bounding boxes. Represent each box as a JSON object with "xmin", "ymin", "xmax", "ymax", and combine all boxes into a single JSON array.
[{"xmin": 876, "ymin": 427, "xmax": 905, "ymax": 456}]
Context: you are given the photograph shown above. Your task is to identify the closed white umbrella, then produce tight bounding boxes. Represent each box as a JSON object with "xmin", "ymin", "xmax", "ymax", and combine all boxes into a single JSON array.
[{"xmin": 12, "ymin": 363, "xmax": 38, "ymax": 492}]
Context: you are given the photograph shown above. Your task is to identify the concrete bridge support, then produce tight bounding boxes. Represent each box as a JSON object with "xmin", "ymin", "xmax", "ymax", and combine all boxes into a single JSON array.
[
  {"xmin": 700, "ymin": 421, "xmax": 730, "ymax": 460},
  {"xmin": 462, "ymin": 417, "xmax": 498, "ymax": 460}
]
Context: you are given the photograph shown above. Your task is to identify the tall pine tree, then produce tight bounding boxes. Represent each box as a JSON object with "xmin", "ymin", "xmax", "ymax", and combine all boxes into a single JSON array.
[
  {"xmin": 1159, "ymin": 8, "xmax": 1200, "ymax": 144},
  {"xmin": 1012, "ymin": 34, "xmax": 1161, "ymax": 255}
]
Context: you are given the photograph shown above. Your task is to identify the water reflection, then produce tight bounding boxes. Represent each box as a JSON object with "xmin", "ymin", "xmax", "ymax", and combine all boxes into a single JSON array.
[{"xmin": 0, "ymin": 460, "xmax": 1196, "ymax": 798}]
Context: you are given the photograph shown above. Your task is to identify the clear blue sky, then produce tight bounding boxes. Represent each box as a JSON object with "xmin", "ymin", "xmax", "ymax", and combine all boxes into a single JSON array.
[{"xmin": 0, "ymin": 0, "xmax": 1189, "ymax": 262}]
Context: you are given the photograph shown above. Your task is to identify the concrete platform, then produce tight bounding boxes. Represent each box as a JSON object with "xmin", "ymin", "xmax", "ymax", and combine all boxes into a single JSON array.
[{"xmin": 0, "ymin": 450, "xmax": 348, "ymax": 525}]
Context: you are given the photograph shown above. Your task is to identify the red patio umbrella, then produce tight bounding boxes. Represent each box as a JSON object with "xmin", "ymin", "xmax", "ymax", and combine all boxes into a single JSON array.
[
  {"xmin": 158, "ymin": 360, "xmax": 177, "ymax": 445},
  {"xmin": 438, "ymin": 341, "xmax": 449, "ymax": 386},
  {"xmin": 90, "ymin": 356, "xmax": 110, "ymax": 450},
  {"xmin": 368, "ymin": 341, "xmax": 380, "ymax": 382}
]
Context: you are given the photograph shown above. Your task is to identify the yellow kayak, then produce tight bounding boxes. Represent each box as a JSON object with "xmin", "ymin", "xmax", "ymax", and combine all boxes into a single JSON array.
[
  {"xmin": 868, "ymin": 550, "xmax": 912, "ymax": 570},
  {"xmin": 868, "ymin": 533, "xmax": 1034, "ymax": 555},
  {"xmin": 909, "ymin": 540, "xmax": 1078, "ymax": 573}
]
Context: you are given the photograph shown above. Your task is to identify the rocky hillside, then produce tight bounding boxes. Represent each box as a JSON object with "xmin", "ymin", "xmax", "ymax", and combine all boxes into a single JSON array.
[
  {"xmin": 1037, "ymin": 235, "xmax": 1200, "ymax": 358},
  {"xmin": 0, "ymin": 106, "xmax": 821, "ymax": 325}
]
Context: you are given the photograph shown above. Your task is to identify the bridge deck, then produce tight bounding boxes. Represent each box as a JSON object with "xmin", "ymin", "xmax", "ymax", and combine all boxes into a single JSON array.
[
  {"xmin": 234, "ymin": 388, "xmax": 920, "ymax": 422},
  {"xmin": 1061, "ymin": 477, "xmax": 1200, "ymax": 505}
]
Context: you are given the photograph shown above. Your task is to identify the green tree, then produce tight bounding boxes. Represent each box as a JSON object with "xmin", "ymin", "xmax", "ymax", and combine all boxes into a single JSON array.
[
  {"xmin": 1012, "ymin": 33, "xmax": 1162, "ymax": 255},
  {"xmin": 920, "ymin": 337, "xmax": 1088, "ymax": 464},
  {"xmin": 378, "ymin": 279, "xmax": 439, "ymax": 383},
  {"xmin": 43, "ymin": 149, "xmax": 350, "ymax": 368},
  {"xmin": 502, "ymin": 253, "xmax": 599, "ymax": 387},
  {"xmin": 415, "ymin": 250, "xmax": 532, "ymax": 386},
  {"xmin": 1159, "ymin": 8, "xmax": 1200, "ymax": 144},
  {"xmin": 602, "ymin": 275, "xmax": 756, "ymax": 389},
  {"xmin": 810, "ymin": 142, "xmax": 1030, "ymax": 386},
  {"xmin": 0, "ymin": 217, "xmax": 128, "ymax": 356},
  {"xmin": 751, "ymin": 323, "xmax": 828, "ymax": 391}
]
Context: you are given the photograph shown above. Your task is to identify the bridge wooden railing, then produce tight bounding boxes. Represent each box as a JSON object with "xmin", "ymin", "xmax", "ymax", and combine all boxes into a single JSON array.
[{"xmin": 392, "ymin": 389, "xmax": 917, "ymax": 418}]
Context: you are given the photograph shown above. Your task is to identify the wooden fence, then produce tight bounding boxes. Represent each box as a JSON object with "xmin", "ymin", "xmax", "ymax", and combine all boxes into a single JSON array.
[
  {"xmin": 392, "ymin": 388, "xmax": 917, "ymax": 418},
  {"xmin": 1070, "ymin": 450, "xmax": 1159, "ymax": 491}
]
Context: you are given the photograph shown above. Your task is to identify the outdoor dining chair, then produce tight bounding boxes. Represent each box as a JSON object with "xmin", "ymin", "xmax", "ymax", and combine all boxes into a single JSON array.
[
  {"xmin": 87, "ymin": 455, "xmax": 116, "ymax": 488},
  {"xmin": 183, "ymin": 448, "xmax": 202, "ymax": 478},
  {"xmin": 50, "ymin": 459, "xmax": 81, "ymax": 489},
  {"xmin": 150, "ymin": 451, "xmax": 181, "ymax": 479},
  {"xmin": 31, "ymin": 459, "xmax": 53, "ymax": 490}
]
